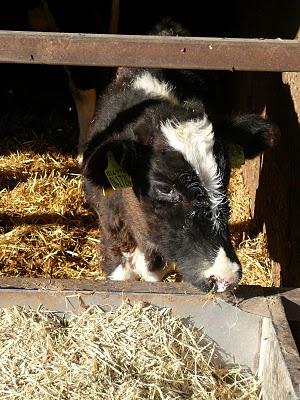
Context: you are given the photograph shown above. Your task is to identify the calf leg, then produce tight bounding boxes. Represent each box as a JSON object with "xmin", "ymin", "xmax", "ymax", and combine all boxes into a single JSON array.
[
  {"xmin": 98, "ymin": 209, "xmax": 137, "ymax": 279},
  {"xmin": 101, "ymin": 191, "xmax": 175, "ymax": 282},
  {"xmin": 109, "ymin": 247, "xmax": 175, "ymax": 282},
  {"xmin": 100, "ymin": 219, "xmax": 174, "ymax": 282}
]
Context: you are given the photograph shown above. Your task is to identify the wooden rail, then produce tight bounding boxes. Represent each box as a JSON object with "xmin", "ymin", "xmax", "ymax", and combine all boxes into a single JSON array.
[{"xmin": 0, "ymin": 30, "xmax": 299, "ymax": 71}]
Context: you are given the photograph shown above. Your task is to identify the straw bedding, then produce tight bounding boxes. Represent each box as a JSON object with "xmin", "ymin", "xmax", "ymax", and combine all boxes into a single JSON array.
[
  {"xmin": 228, "ymin": 169, "xmax": 273, "ymax": 286},
  {"xmin": 0, "ymin": 302, "xmax": 261, "ymax": 400},
  {"xmin": 0, "ymin": 148, "xmax": 100, "ymax": 280},
  {"xmin": 0, "ymin": 89, "xmax": 273, "ymax": 285}
]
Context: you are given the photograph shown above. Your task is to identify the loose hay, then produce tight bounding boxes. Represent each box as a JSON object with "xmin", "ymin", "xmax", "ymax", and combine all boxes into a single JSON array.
[
  {"xmin": 228, "ymin": 168, "xmax": 273, "ymax": 286},
  {"xmin": 237, "ymin": 233, "xmax": 273, "ymax": 286},
  {"xmin": 0, "ymin": 302, "xmax": 261, "ymax": 400},
  {"xmin": 0, "ymin": 150, "xmax": 101, "ymax": 279}
]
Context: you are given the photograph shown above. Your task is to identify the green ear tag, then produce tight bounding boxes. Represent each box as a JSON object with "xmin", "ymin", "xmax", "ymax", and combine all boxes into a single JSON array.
[
  {"xmin": 104, "ymin": 151, "xmax": 132, "ymax": 192},
  {"xmin": 228, "ymin": 143, "xmax": 245, "ymax": 168}
]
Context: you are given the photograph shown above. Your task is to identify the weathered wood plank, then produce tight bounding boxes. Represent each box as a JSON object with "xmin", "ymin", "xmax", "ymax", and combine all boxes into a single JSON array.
[
  {"xmin": 259, "ymin": 297, "xmax": 300, "ymax": 399},
  {"xmin": 0, "ymin": 276, "xmax": 298, "ymax": 300},
  {"xmin": 0, "ymin": 31, "xmax": 299, "ymax": 71}
]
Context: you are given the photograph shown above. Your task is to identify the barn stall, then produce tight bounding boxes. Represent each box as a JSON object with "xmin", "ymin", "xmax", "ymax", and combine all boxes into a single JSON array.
[{"xmin": 0, "ymin": 1, "xmax": 299, "ymax": 398}]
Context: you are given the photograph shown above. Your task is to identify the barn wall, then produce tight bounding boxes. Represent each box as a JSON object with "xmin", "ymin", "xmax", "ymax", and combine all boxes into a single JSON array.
[{"xmin": 233, "ymin": 1, "xmax": 300, "ymax": 286}]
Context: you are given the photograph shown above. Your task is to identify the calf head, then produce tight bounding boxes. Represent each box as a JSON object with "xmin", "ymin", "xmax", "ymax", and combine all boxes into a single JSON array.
[{"xmin": 84, "ymin": 102, "xmax": 278, "ymax": 292}]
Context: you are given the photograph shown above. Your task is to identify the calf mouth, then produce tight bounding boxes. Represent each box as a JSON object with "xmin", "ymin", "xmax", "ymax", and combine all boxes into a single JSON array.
[{"xmin": 208, "ymin": 275, "xmax": 239, "ymax": 293}]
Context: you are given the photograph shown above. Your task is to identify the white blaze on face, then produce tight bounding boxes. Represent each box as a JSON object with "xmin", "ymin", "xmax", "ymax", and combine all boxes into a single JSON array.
[
  {"xmin": 160, "ymin": 117, "xmax": 225, "ymax": 228},
  {"xmin": 203, "ymin": 247, "xmax": 241, "ymax": 292},
  {"xmin": 133, "ymin": 72, "xmax": 179, "ymax": 105},
  {"xmin": 109, "ymin": 247, "xmax": 172, "ymax": 282}
]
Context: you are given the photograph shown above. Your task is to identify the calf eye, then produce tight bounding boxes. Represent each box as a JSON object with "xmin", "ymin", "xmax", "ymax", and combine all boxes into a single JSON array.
[
  {"xmin": 153, "ymin": 183, "xmax": 181, "ymax": 203},
  {"xmin": 156, "ymin": 184, "xmax": 173, "ymax": 195}
]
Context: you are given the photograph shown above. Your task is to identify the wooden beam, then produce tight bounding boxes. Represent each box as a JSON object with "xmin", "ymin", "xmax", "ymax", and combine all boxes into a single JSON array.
[
  {"xmin": 0, "ymin": 30, "xmax": 299, "ymax": 71},
  {"xmin": 0, "ymin": 276, "xmax": 298, "ymax": 299}
]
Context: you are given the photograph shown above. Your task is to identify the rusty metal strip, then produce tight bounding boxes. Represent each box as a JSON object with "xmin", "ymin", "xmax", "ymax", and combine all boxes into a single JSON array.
[{"xmin": 0, "ymin": 30, "xmax": 299, "ymax": 71}]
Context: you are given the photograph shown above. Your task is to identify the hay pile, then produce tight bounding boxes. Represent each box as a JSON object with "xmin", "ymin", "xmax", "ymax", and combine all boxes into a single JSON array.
[
  {"xmin": 228, "ymin": 169, "xmax": 273, "ymax": 286},
  {"xmin": 0, "ymin": 148, "xmax": 100, "ymax": 279},
  {"xmin": 0, "ymin": 302, "xmax": 261, "ymax": 400}
]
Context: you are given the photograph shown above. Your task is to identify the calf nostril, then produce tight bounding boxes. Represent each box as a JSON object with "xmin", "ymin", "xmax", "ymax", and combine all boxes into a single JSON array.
[
  {"xmin": 208, "ymin": 275, "xmax": 235, "ymax": 293},
  {"xmin": 208, "ymin": 275, "xmax": 219, "ymax": 292},
  {"xmin": 208, "ymin": 275, "xmax": 216, "ymax": 286}
]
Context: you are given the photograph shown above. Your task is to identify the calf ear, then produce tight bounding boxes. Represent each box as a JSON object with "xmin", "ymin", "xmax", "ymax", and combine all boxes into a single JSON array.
[
  {"xmin": 215, "ymin": 114, "xmax": 280, "ymax": 159},
  {"xmin": 82, "ymin": 140, "xmax": 150, "ymax": 193}
]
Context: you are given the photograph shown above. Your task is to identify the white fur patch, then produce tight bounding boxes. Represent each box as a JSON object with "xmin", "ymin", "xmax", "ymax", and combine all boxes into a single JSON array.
[
  {"xmin": 109, "ymin": 248, "xmax": 173, "ymax": 282},
  {"xmin": 129, "ymin": 248, "xmax": 159, "ymax": 281},
  {"xmin": 133, "ymin": 72, "xmax": 179, "ymax": 105},
  {"xmin": 77, "ymin": 153, "xmax": 83, "ymax": 166},
  {"xmin": 109, "ymin": 264, "xmax": 138, "ymax": 281},
  {"xmin": 161, "ymin": 117, "xmax": 226, "ymax": 227},
  {"xmin": 203, "ymin": 247, "xmax": 240, "ymax": 283}
]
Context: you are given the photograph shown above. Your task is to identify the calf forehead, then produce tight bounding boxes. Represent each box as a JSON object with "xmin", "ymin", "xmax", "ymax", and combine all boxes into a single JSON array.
[
  {"xmin": 160, "ymin": 116, "xmax": 216, "ymax": 181},
  {"xmin": 153, "ymin": 115, "xmax": 226, "ymax": 228}
]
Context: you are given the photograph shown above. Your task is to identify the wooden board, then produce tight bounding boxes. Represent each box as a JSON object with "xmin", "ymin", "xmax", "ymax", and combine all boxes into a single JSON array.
[
  {"xmin": 0, "ymin": 31, "xmax": 299, "ymax": 71},
  {"xmin": 232, "ymin": 0, "xmax": 300, "ymax": 287}
]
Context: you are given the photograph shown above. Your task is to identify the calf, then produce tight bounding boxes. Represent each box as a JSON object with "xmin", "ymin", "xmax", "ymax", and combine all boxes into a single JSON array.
[{"xmin": 82, "ymin": 25, "xmax": 278, "ymax": 293}]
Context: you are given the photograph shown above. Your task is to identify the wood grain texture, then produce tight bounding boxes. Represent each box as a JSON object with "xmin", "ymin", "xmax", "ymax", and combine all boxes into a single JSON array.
[{"xmin": 0, "ymin": 31, "xmax": 299, "ymax": 71}]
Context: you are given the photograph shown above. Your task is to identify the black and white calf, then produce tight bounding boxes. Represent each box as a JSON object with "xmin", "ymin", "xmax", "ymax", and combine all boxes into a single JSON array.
[{"xmin": 82, "ymin": 34, "xmax": 277, "ymax": 293}]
